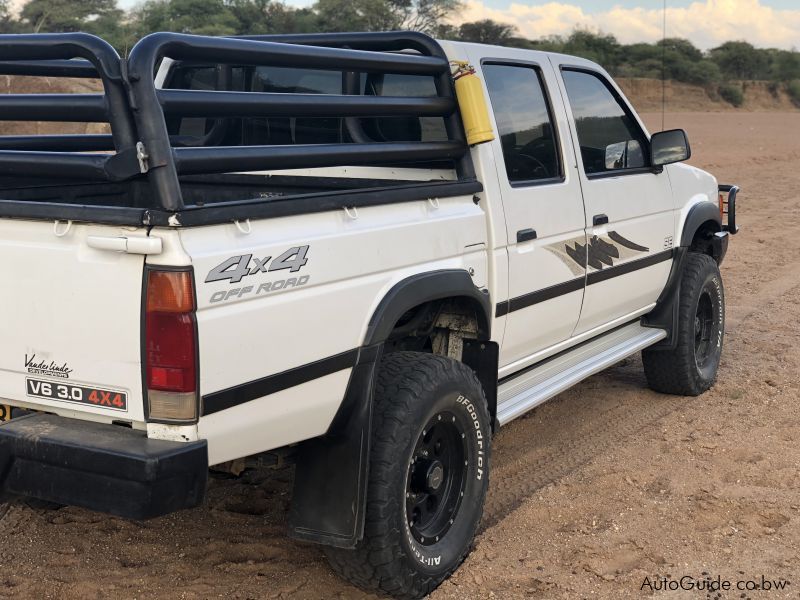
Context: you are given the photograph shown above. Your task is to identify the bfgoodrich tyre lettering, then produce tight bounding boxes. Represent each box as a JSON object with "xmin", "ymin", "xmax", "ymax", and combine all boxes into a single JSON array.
[{"xmin": 325, "ymin": 352, "xmax": 491, "ymax": 599}]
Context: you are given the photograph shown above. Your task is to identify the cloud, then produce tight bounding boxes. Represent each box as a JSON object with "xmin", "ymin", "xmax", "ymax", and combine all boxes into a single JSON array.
[{"xmin": 456, "ymin": 0, "xmax": 800, "ymax": 50}]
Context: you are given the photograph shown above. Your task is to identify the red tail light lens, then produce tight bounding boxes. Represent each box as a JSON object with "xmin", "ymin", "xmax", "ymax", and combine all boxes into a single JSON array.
[
  {"xmin": 146, "ymin": 312, "xmax": 196, "ymax": 392},
  {"xmin": 144, "ymin": 269, "xmax": 198, "ymax": 422}
]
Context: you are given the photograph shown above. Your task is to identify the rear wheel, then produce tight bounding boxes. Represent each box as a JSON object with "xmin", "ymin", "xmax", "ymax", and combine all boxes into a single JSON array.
[
  {"xmin": 325, "ymin": 351, "xmax": 491, "ymax": 599},
  {"xmin": 643, "ymin": 253, "xmax": 725, "ymax": 395}
]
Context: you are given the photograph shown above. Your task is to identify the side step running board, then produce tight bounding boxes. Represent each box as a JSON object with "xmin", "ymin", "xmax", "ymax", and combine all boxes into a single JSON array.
[{"xmin": 496, "ymin": 322, "xmax": 667, "ymax": 426}]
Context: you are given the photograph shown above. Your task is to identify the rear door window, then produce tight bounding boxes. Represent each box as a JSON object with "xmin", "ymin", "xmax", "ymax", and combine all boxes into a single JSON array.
[{"xmin": 482, "ymin": 63, "xmax": 561, "ymax": 185}]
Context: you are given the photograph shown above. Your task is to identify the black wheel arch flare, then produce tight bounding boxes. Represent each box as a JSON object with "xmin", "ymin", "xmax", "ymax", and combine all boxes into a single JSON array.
[
  {"xmin": 288, "ymin": 269, "xmax": 497, "ymax": 549},
  {"xmin": 643, "ymin": 200, "xmax": 723, "ymax": 349}
]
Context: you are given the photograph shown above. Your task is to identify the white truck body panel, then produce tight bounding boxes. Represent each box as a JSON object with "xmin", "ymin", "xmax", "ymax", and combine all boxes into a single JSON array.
[
  {"xmin": 0, "ymin": 39, "xmax": 724, "ymax": 468},
  {"xmin": 0, "ymin": 220, "xmax": 147, "ymax": 424},
  {"xmin": 183, "ymin": 195, "xmax": 487, "ymax": 463}
]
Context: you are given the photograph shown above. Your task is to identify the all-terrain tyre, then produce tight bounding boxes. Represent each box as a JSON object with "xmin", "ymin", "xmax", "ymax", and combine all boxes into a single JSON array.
[
  {"xmin": 325, "ymin": 351, "xmax": 491, "ymax": 599},
  {"xmin": 643, "ymin": 253, "xmax": 725, "ymax": 395}
]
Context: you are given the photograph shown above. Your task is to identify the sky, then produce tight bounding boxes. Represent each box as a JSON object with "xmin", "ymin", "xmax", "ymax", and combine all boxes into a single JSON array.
[
  {"xmin": 12, "ymin": 0, "xmax": 799, "ymax": 51},
  {"xmin": 285, "ymin": 0, "xmax": 800, "ymax": 50},
  {"xmin": 450, "ymin": 0, "xmax": 800, "ymax": 50}
]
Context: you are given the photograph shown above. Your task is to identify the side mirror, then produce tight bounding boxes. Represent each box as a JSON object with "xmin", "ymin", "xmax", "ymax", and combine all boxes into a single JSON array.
[
  {"xmin": 605, "ymin": 140, "xmax": 644, "ymax": 170},
  {"xmin": 651, "ymin": 129, "xmax": 691, "ymax": 166}
]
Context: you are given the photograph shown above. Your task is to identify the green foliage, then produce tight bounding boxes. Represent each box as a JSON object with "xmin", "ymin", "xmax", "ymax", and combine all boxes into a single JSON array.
[
  {"xmin": 390, "ymin": 0, "xmax": 463, "ymax": 35},
  {"xmin": 5, "ymin": 0, "xmax": 800, "ymax": 102},
  {"xmin": 709, "ymin": 41, "xmax": 769, "ymax": 80},
  {"xmin": 226, "ymin": 0, "xmax": 315, "ymax": 35},
  {"xmin": 456, "ymin": 19, "xmax": 516, "ymax": 45},
  {"xmin": 134, "ymin": 0, "xmax": 238, "ymax": 36},
  {"xmin": 313, "ymin": 0, "xmax": 397, "ymax": 32},
  {"xmin": 21, "ymin": 0, "xmax": 120, "ymax": 33},
  {"xmin": 718, "ymin": 83, "xmax": 744, "ymax": 107},
  {"xmin": 787, "ymin": 80, "xmax": 800, "ymax": 107}
]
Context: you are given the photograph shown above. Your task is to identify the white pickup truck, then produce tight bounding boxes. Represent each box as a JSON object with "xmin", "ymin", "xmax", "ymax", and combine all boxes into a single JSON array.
[{"xmin": 0, "ymin": 31, "xmax": 738, "ymax": 598}]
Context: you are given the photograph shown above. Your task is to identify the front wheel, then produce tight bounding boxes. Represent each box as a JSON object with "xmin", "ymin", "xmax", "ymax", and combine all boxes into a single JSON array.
[
  {"xmin": 325, "ymin": 352, "xmax": 491, "ymax": 599},
  {"xmin": 643, "ymin": 252, "xmax": 725, "ymax": 395}
]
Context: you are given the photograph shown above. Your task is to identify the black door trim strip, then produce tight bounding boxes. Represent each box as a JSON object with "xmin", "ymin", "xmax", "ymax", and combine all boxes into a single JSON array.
[
  {"xmin": 496, "ymin": 249, "xmax": 675, "ymax": 317},
  {"xmin": 586, "ymin": 249, "xmax": 674, "ymax": 286},
  {"xmin": 202, "ymin": 348, "xmax": 360, "ymax": 416},
  {"xmin": 495, "ymin": 276, "xmax": 584, "ymax": 317}
]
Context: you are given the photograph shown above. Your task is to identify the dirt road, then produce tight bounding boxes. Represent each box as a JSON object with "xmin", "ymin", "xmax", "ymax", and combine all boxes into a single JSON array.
[{"xmin": 1, "ymin": 112, "xmax": 799, "ymax": 599}]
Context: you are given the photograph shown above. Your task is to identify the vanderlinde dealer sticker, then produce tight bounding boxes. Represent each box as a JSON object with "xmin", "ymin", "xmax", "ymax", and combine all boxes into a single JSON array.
[{"xmin": 25, "ymin": 353, "xmax": 73, "ymax": 379}]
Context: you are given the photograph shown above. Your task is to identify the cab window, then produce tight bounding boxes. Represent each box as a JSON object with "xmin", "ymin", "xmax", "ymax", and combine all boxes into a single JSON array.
[
  {"xmin": 482, "ymin": 63, "xmax": 561, "ymax": 184},
  {"xmin": 561, "ymin": 69, "xmax": 648, "ymax": 175}
]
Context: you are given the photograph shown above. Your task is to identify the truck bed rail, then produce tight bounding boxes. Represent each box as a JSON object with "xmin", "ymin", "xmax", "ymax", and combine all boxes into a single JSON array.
[{"xmin": 0, "ymin": 30, "xmax": 477, "ymax": 222}]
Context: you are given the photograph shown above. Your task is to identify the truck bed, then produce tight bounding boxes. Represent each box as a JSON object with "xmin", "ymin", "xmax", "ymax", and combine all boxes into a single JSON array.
[{"xmin": 0, "ymin": 31, "xmax": 479, "ymax": 227}]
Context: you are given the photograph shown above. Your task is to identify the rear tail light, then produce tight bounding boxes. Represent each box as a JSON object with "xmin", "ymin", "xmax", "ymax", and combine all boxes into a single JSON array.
[{"xmin": 144, "ymin": 268, "xmax": 199, "ymax": 423}]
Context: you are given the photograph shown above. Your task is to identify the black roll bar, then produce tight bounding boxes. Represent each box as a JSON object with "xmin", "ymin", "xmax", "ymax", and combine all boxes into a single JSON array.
[
  {"xmin": 0, "ymin": 31, "xmax": 476, "ymax": 215},
  {"xmin": 127, "ymin": 31, "xmax": 470, "ymax": 211},
  {"xmin": 157, "ymin": 89, "xmax": 456, "ymax": 118},
  {"xmin": 239, "ymin": 31, "xmax": 475, "ymax": 179},
  {"xmin": 0, "ymin": 34, "xmax": 136, "ymax": 151},
  {"xmin": 0, "ymin": 94, "xmax": 108, "ymax": 122},
  {"xmin": 173, "ymin": 141, "xmax": 466, "ymax": 175},
  {"xmin": 0, "ymin": 58, "xmax": 98, "ymax": 78}
]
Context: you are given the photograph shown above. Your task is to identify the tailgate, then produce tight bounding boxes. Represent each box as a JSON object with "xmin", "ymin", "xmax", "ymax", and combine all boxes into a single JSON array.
[{"xmin": 0, "ymin": 219, "xmax": 147, "ymax": 423}]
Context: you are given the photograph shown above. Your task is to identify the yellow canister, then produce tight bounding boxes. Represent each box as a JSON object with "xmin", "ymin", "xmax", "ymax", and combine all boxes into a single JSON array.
[{"xmin": 452, "ymin": 62, "xmax": 495, "ymax": 146}]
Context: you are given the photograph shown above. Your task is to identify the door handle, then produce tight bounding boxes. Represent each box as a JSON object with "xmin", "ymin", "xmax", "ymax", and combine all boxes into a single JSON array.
[
  {"xmin": 516, "ymin": 228, "xmax": 538, "ymax": 243},
  {"xmin": 593, "ymin": 214, "xmax": 609, "ymax": 226},
  {"xmin": 87, "ymin": 235, "xmax": 163, "ymax": 255}
]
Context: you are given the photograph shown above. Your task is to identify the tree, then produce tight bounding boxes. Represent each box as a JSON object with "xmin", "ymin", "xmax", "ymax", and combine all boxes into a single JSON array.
[
  {"xmin": 770, "ymin": 49, "xmax": 800, "ymax": 81},
  {"xmin": 457, "ymin": 19, "xmax": 516, "ymax": 45},
  {"xmin": 227, "ymin": 0, "xmax": 316, "ymax": 35},
  {"xmin": 312, "ymin": 0, "xmax": 397, "ymax": 32},
  {"xmin": 21, "ymin": 0, "xmax": 120, "ymax": 33},
  {"xmin": 388, "ymin": 0, "xmax": 463, "ymax": 35},
  {"xmin": 562, "ymin": 29, "xmax": 621, "ymax": 71},
  {"xmin": 0, "ymin": 0, "xmax": 21, "ymax": 32},
  {"xmin": 133, "ymin": 0, "xmax": 239, "ymax": 36},
  {"xmin": 709, "ymin": 41, "xmax": 769, "ymax": 80},
  {"xmin": 657, "ymin": 37, "xmax": 702, "ymax": 63}
]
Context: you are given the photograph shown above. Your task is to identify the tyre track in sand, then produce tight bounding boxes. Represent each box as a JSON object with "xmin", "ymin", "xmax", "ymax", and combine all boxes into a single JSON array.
[{"xmin": 478, "ymin": 225, "xmax": 800, "ymax": 535}]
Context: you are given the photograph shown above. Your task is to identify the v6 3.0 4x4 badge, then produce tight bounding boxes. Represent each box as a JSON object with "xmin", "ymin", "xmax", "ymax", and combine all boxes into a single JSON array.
[{"xmin": 26, "ymin": 378, "xmax": 127, "ymax": 411}]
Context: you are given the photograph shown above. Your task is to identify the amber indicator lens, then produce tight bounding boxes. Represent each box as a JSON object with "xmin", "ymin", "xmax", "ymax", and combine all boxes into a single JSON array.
[{"xmin": 146, "ymin": 270, "xmax": 195, "ymax": 313}]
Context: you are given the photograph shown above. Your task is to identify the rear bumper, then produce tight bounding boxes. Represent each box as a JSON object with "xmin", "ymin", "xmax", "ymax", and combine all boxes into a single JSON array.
[{"xmin": 0, "ymin": 413, "xmax": 207, "ymax": 520}]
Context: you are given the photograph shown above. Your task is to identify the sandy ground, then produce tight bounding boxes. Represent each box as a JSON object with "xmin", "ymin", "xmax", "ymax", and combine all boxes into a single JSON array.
[{"xmin": 2, "ymin": 111, "xmax": 800, "ymax": 599}]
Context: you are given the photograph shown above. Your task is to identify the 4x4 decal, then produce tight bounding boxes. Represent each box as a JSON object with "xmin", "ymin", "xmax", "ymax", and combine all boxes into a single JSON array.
[{"xmin": 206, "ymin": 245, "xmax": 309, "ymax": 284}]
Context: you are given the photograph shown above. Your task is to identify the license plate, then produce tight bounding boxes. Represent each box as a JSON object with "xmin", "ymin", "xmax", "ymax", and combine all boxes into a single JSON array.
[
  {"xmin": 26, "ymin": 378, "xmax": 127, "ymax": 411},
  {"xmin": 0, "ymin": 404, "xmax": 12, "ymax": 421}
]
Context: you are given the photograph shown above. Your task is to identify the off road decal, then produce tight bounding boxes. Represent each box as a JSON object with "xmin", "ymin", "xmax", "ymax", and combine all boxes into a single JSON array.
[
  {"xmin": 26, "ymin": 378, "xmax": 127, "ymax": 411},
  {"xmin": 206, "ymin": 245, "xmax": 312, "ymax": 304},
  {"xmin": 545, "ymin": 232, "xmax": 650, "ymax": 274}
]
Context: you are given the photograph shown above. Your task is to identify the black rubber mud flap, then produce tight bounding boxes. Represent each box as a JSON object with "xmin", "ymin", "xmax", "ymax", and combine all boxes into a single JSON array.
[{"xmin": 287, "ymin": 344, "xmax": 380, "ymax": 548}]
